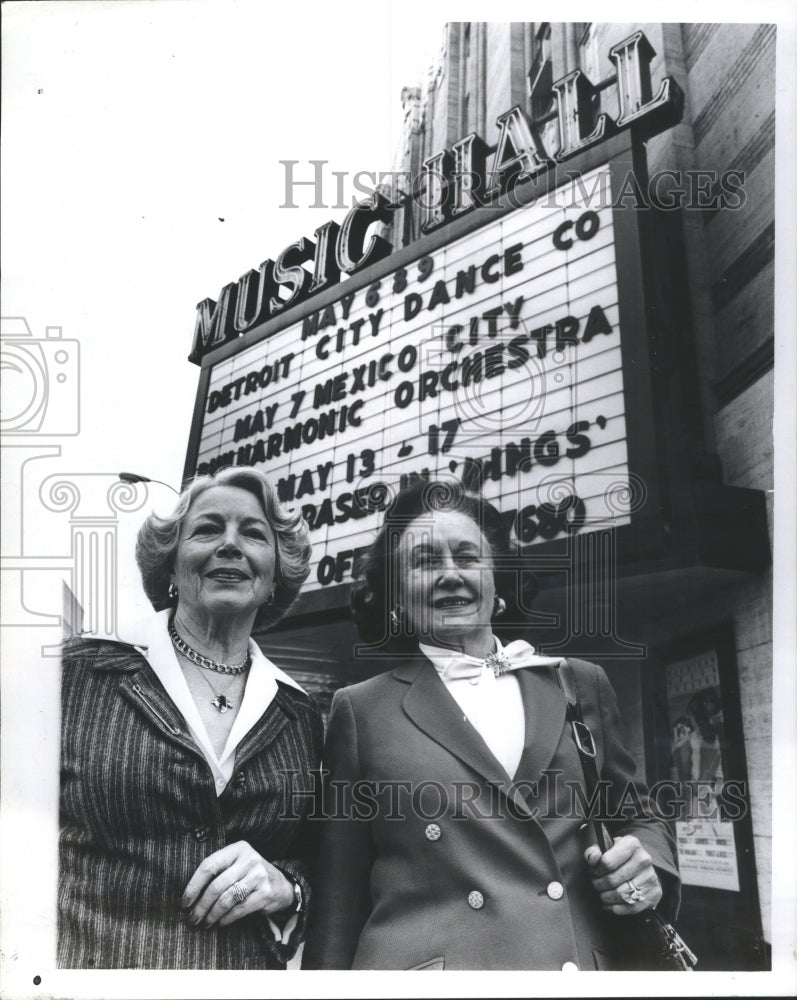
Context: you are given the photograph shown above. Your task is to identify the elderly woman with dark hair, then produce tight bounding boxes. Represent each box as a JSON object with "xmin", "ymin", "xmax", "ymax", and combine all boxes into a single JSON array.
[
  {"xmin": 304, "ymin": 480, "xmax": 680, "ymax": 971},
  {"xmin": 58, "ymin": 467, "xmax": 322, "ymax": 969}
]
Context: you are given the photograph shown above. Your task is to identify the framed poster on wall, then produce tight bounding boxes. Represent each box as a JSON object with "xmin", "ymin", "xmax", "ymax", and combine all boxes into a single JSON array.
[
  {"xmin": 665, "ymin": 649, "xmax": 740, "ymax": 892},
  {"xmin": 647, "ymin": 626, "xmax": 768, "ymax": 970}
]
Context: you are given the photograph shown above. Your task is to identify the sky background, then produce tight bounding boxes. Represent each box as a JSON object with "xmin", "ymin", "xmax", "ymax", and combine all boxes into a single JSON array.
[{"xmin": 3, "ymin": 0, "xmax": 454, "ymax": 619}]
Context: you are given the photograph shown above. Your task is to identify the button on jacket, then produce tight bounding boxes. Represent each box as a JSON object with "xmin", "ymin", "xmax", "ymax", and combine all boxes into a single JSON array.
[
  {"xmin": 303, "ymin": 655, "xmax": 680, "ymax": 971},
  {"xmin": 58, "ymin": 633, "xmax": 323, "ymax": 970}
]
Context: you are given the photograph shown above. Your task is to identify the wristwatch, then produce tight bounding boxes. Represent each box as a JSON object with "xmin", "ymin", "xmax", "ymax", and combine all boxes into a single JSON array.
[{"xmin": 291, "ymin": 878, "xmax": 304, "ymax": 914}]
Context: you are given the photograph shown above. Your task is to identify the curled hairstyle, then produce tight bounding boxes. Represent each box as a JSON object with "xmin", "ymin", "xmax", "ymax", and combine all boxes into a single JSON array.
[
  {"xmin": 351, "ymin": 479, "xmax": 537, "ymax": 647},
  {"xmin": 136, "ymin": 467, "xmax": 311, "ymax": 630}
]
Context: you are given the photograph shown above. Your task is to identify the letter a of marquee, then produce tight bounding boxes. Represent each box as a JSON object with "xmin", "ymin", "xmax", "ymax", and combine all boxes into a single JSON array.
[{"xmin": 486, "ymin": 106, "xmax": 553, "ymax": 198}]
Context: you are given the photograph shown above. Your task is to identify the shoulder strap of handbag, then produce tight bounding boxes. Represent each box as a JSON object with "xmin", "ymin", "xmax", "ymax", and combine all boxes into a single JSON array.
[
  {"xmin": 554, "ymin": 657, "xmax": 606, "ymax": 846},
  {"xmin": 553, "ymin": 657, "xmax": 698, "ymax": 970}
]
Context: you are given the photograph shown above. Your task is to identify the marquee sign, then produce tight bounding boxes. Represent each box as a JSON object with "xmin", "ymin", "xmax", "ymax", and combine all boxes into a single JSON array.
[
  {"xmin": 191, "ymin": 165, "xmax": 641, "ymax": 592},
  {"xmin": 184, "ymin": 30, "xmax": 688, "ymax": 600}
]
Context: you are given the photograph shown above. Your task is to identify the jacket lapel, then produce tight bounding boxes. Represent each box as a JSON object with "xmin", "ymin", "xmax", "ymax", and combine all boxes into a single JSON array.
[
  {"xmin": 396, "ymin": 655, "xmax": 535, "ymax": 816},
  {"xmin": 233, "ymin": 685, "xmax": 294, "ymax": 768},
  {"xmin": 104, "ymin": 639, "xmax": 294, "ymax": 770},
  {"xmin": 514, "ymin": 664, "xmax": 568, "ymax": 782},
  {"xmin": 117, "ymin": 665, "xmax": 206, "ymax": 762},
  {"xmin": 76, "ymin": 638, "xmax": 203, "ymax": 761}
]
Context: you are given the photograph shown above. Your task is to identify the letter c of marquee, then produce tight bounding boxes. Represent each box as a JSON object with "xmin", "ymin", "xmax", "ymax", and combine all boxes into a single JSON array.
[{"xmin": 335, "ymin": 192, "xmax": 396, "ymax": 275}]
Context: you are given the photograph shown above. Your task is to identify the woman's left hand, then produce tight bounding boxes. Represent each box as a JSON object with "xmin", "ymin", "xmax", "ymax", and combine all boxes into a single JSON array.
[
  {"xmin": 182, "ymin": 841, "xmax": 294, "ymax": 928},
  {"xmin": 585, "ymin": 834, "xmax": 663, "ymax": 915}
]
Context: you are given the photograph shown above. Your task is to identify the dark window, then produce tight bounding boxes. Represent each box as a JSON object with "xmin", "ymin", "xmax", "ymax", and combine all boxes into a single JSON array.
[{"xmin": 529, "ymin": 22, "xmax": 554, "ymax": 122}]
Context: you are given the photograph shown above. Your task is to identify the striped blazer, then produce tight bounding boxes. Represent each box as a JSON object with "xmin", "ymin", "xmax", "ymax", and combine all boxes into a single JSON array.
[{"xmin": 58, "ymin": 635, "xmax": 323, "ymax": 969}]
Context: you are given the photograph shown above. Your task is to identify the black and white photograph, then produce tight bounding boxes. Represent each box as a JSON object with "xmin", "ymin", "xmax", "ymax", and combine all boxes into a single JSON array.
[{"xmin": 1, "ymin": 1, "xmax": 795, "ymax": 997}]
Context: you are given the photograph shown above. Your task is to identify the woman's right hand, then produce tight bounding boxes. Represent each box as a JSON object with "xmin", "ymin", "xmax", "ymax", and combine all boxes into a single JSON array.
[{"xmin": 585, "ymin": 834, "xmax": 663, "ymax": 915}]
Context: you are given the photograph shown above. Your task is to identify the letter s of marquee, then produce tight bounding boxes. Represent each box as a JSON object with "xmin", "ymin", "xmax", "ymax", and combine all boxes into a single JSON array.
[
  {"xmin": 270, "ymin": 237, "xmax": 315, "ymax": 314},
  {"xmin": 335, "ymin": 192, "xmax": 396, "ymax": 275}
]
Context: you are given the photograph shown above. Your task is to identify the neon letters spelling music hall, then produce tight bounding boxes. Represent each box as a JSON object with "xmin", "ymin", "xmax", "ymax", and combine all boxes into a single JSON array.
[{"xmin": 182, "ymin": 24, "xmax": 774, "ymax": 970}]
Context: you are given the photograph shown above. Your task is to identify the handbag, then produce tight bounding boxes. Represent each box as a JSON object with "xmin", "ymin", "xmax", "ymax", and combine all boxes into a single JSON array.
[{"xmin": 554, "ymin": 658, "xmax": 698, "ymax": 971}]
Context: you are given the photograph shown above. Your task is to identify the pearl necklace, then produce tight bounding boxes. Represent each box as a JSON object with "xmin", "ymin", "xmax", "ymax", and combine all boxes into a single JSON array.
[{"xmin": 168, "ymin": 621, "xmax": 249, "ymax": 675}]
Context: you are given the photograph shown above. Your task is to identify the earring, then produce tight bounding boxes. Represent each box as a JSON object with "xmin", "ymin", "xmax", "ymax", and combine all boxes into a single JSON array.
[
  {"xmin": 266, "ymin": 590, "xmax": 275, "ymax": 606},
  {"xmin": 168, "ymin": 582, "xmax": 178, "ymax": 601},
  {"xmin": 494, "ymin": 596, "xmax": 506, "ymax": 617},
  {"xmin": 390, "ymin": 605, "xmax": 402, "ymax": 629}
]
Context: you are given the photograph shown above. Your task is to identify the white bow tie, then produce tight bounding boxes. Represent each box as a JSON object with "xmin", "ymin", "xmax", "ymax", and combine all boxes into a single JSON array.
[{"xmin": 423, "ymin": 640, "xmax": 563, "ymax": 682}]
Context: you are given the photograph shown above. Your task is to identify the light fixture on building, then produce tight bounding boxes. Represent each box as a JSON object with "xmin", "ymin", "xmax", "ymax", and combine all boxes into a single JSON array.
[{"xmin": 118, "ymin": 472, "xmax": 179, "ymax": 494}]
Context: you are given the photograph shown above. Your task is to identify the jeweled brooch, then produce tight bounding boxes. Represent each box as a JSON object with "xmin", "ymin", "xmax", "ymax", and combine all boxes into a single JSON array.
[{"xmin": 484, "ymin": 650, "xmax": 512, "ymax": 676}]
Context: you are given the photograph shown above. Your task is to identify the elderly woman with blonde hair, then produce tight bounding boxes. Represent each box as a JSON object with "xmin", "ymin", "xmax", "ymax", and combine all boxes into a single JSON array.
[{"xmin": 58, "ymin": 467, "xmax": 322, "ymax": 969}]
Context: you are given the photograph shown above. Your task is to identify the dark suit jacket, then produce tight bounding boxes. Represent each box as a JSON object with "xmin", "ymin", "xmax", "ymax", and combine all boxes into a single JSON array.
[
  {"xmin": 303, "ymin": 654, "xmax": 679, "ymax": 971},
  {"xmin": 58, "ymin": 636, "xmax": 323, "ymax": 969}
]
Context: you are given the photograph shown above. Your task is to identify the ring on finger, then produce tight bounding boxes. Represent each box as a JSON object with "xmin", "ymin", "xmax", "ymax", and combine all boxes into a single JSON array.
[
  {"xmin": 231, "ymin": 880, "xmax": 250, "ymax": 905},
  {"xmin": 620, "ymin": 879, "xmax": 645, "ymax": 904}
]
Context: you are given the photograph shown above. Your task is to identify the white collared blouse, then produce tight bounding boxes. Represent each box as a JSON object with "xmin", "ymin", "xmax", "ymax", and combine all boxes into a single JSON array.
[
  {"xmin": 121, "ymin": 609, "xmax": 305, "ymax": 795},
  {"xmin": 418, "ymin": 635, "xmax": 526, "ymax": 779}
]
